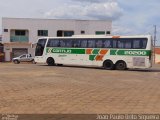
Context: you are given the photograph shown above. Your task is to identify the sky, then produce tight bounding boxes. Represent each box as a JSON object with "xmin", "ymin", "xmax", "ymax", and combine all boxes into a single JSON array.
[{"xmin": 0, "ymin": 0, "xmax": 160, "ymax": 45}]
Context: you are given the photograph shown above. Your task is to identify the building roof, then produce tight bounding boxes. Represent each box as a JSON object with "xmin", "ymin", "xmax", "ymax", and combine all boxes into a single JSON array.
[
  {"xmin": 3, "ymin": 42, "xmax": 31, "ymax": 45},
  {"xmin": 2, "ymin": 17, "xmax": 112, "ymax": 22}
]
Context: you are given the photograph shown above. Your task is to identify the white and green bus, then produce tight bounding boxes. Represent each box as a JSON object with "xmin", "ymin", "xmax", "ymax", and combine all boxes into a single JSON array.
[{"xmin": 34, "ymin": 35, "xmax": 152, "ymax": 70}]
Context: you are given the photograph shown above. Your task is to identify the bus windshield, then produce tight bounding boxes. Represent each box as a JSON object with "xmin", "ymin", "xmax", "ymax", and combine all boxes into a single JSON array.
[{"xmin": 35, "ymin": 39, "xmax": 47, "ymax": 56}]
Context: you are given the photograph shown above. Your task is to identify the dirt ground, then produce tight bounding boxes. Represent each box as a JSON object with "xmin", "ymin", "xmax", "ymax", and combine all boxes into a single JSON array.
[{"xmin": 0, "ymin": 63, "xmax": 160, "ymax": 114}]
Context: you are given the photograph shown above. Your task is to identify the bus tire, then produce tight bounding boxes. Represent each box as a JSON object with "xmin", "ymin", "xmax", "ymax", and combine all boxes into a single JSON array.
[
  {"xmin": 103, "ymin": 60, "xmax": 114, "ymax": 70},
  {"xmin": 47, "ymin": 57, "xmax": 55, "ymax": 66},
  {"xmin": 115, "ymin": 60, "xmax": 127, "ymax": 70}
]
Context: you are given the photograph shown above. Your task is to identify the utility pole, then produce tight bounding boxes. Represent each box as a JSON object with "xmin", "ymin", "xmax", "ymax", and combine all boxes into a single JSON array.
[{"xmin": 153, "ymin": 25, "xmax": 157, "ymax": 64}]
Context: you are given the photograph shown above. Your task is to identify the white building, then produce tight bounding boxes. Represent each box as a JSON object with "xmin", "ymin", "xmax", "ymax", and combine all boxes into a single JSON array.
[{"xmin": 2, "ymin": 17, "xmax": 112, "ymax": 61}]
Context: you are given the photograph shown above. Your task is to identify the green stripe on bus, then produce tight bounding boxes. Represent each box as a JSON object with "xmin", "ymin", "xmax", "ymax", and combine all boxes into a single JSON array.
[
  {"xmin": 110, "ymin": 50, "xmax": 151, "ymax": 56},
  {"xmin": 46, "ymin": 48, "xmax": 85, "ymax": 54},
  {"xmin": 92, "ymin": 49, "xmax": 100, "ymax": 54},
  {"xmin": 89, "ymin": 55, "xmax": 96, "ymax": 61},
  {"xmin": 46, "ymin": 48, "xmax": 151, "ymax": 57}
]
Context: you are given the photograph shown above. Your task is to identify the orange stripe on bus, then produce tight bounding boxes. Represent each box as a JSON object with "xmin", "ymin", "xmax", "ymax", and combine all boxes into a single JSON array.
[
  {"xmin": 100, "ymin": 50, "xmax": 108, "ymax": 55},
  {"xmin": 95, "ymin": 55, "xmax": 104, "ymax": 61},
  {"xmin": 86, "ymin": 49, "xmax": 92, "ymax": 54},
  {"xmin": 112, "ymin": 36, "xmax": 120, "ymax": 38}
]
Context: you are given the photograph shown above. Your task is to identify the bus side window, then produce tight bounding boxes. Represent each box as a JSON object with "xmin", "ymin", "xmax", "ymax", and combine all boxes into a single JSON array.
[
  {"xmin": 142, "ymin": 39, "xmax": 147, "ymax": 49},
  {"xmin": 112, "ymin": 39, "xmax": 117, "ymax": 48},
  {"xmin": 53, "ymin": 39, "xmax": 60, "ymax": 47},
  {"xmin": 125, "ymin": 39, "xmax": 132, "ymax": 49},
  {"xmin": 103, "ymin": 39, "xmax": 112, "ymax": 48},
  {"xmin": 117, "ymin": 39, "xmax": 131, "ymax": 49},
  {"xmin": 65, "ymin": 39, "xmax": 73, "ymax": 47},
  {"xmin": 133, "ymin": 38, "xmax": 147, "ymax": 49},
  {"xmin": 47, "ymin": 39, "xmax": 60, "ymax": 47},
  {"xmin": 47, "ymin": 40, "xmax": 51, "ymax": 47},
  {"xmin": 133, "ymin": 39, "xmax": 140, "ymax": 49},
  {"xmin": 118, "ymin": 39, "xmax": 125, "ymax": 48},
  {"xmin": 88, "ymin": 39, "xmax": 95, "ymax": 48},
  {"xmin": 96, "ymin": 39, "xmax": 103, "ymax": 48},
  {"xmin": 73, "ymin": 39, "xmax": 80, "ymax": 48},
  {"xmin": 59, "ymin": 40, "xmax": 66, "ymax": 47},
  {"xmin": 80, "ymin": 39, "xmax": 87, "ymax": 48}
]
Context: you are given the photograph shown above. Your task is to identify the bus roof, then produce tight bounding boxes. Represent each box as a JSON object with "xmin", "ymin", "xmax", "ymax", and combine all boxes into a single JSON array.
[{"xmin": 38, "ymin": 35, "xmax": 152, "ymax": 39}]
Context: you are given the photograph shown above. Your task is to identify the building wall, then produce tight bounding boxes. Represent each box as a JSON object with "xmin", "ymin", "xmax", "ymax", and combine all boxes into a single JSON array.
[
  {"xmin": 2, "ymin": 18, "xmax": 112, "ymax": 43},
  {"xmin": 4, "ymin": 43, "xmax": 33, "ymax": 61},
  {"xmin": 0, "ymin": 43, "xmax": 4, "ymax": 62},
  {"xmin": 155, "ymin": 47, "xmax": 160, "ymax": 64},
  {"xmin": 2, "ymin": 18, "xmax": 112, "ymax": 61}
]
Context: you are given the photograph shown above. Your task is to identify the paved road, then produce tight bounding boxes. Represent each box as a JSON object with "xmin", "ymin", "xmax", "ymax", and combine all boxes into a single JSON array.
[{"xmin": 0, "ymin": 63, "xmax": 160, "ymax": 114}]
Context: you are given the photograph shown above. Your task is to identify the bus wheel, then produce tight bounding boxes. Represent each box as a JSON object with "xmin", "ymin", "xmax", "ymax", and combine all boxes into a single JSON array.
[
  {"xmin": 115, "ymin": 61, "xmax": 127, "ymax": 70},
  {"xmin": 103, "ymin": 60, "xmax": 114, "ymax": 70},
  {"xmin": 47, "ymin": 57, "xmax": 55, "ymax": 66}
]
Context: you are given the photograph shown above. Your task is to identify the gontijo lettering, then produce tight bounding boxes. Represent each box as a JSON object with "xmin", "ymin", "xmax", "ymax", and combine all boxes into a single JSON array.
[
  {"xmin": 52, "ymin": 49, "xmax": 71, "ymax": 53},
  {"xmin": 47, "ymin": 48, "xmax": 72, "ymax": 53}
]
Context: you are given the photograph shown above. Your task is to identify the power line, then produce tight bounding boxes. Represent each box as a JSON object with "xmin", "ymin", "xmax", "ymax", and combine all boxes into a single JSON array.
[{"xmin": 153, "ymin": 25, "xmax": 157, "ymax": 64}]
